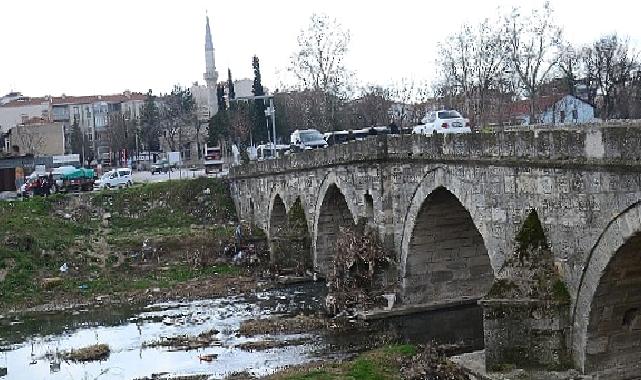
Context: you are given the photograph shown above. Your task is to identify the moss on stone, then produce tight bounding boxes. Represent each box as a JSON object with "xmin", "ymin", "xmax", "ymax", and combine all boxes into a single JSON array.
[
  {"xmin": 515, "ymin": 209, "xmax": 548, "ymax": 260},
  {"xmin": 552, "ymin": 279, "xmax": 571, "ymax": 304},
  {"xmin": 487, "ymin": 278, "xmax": 519, "ymax": 298},
  {"xmin": 271, "ymin": 198, "xmax": 312, "ymax": 273}
]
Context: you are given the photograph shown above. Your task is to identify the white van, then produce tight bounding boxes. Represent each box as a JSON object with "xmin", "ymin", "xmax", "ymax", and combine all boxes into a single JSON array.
[{"xmin": 94, "ymin": 168, "xmax": 133, "ymax": 190}]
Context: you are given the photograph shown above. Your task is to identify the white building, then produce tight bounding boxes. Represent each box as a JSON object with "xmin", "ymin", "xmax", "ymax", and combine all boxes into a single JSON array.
[
  {"xmin": 0, "ymin": 96, "xmax": 50, "ymax": 134},
  {"xmin": 513, "ymin": 95, "xmax": 596, "ymax": 125}
]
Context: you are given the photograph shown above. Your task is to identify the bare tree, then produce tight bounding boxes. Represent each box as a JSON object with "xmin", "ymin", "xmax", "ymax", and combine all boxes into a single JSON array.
[
  {"xmin": 158, "ymin": 86, "xmax": 198, "ymax": 155},
  {"xmin": 289, "ymin": 13, "xmax": 351, "ymax": 131},
  {"xmin": 505, "ymin": 1, "xmax": 562, "ymax": 123},
  {"xmin": 107, "ymin": 113, "xmax": 136, "ymax": 164},
  {"xmin": 435, "ymin": 15, "xmax": 509, "ymax": 126},
  {"xmin": 14, "ymin": 125, "xmax": 45, "ymax": 155},
  {"xmin": 436, "ymin": 24, "xmax": 474, "ymax": 116},
  {"xmin": 347, "ymin": 86, "xmax": 393, "ymax": 128},
  {"xmin": 229, "ymin": 102, "xmax": 252, "ymax": 144},
  {"xmin": 583, "ymin": 34, "xmax": 639, "ymax": 119},
  {"xmin": 389, "ymin": 79, "xmax": 429, "ymax": 127}
]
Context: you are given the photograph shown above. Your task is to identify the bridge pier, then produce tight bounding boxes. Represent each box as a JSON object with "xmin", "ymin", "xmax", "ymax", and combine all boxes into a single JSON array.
[{"xmin": 481, "ymin": 211, "xmax": 571, "ymax": 371}]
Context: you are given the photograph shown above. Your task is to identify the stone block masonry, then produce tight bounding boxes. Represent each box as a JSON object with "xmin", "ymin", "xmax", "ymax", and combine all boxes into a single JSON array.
[{"xmin": 229, "ymin": 124, "xmax": 641, "ymax": 379}]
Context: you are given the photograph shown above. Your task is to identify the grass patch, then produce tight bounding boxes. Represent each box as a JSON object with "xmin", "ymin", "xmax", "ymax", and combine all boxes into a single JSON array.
[
  {"xmin": 384, "ymin": 344, "xmax": 417, "ymax": 356},
  {"xmin": 271, "ymin": 344, "xmax": 416, "ymax": 380},
  {"xmin": 0, "ymin": 177, "xmax": 239, "ymax": 308}
]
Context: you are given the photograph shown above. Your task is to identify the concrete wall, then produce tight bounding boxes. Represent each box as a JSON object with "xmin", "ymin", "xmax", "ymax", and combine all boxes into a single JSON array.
[
  {"xmin": 229, "ymin": 125, "xmax": 641, "ymax": 377},
  {"xmin": 0, "ymin": 102, "xmax": 49, "ymax": 133},
  {"xmin": 8, "ymin": 122, "xmax": 65, "ymax": 156}
]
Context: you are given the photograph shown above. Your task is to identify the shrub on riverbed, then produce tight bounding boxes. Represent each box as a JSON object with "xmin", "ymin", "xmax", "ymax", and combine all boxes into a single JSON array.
[
  {"xmin": 62, "ymin": 343, "xmax": 110, "ymax": 361},
  {"xmin": 326, "ymin": 222, "xmax": 398, "ymax": 314}
]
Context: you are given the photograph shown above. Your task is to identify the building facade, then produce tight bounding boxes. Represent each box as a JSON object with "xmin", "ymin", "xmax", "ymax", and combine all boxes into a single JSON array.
[
  {"xmin": 512, "ymin": 95, "xmax": 596, "ymax": 126},
  {"xmin": 50, "ymin": 92, "xmax": 145, "ymax": 161},
  {"xmin": 0, "ymin": 96, "xmax": 50, "ymax": 134},
  {"xmin": 7, "ymin": 120, "xmax": 65, "ymax": 156}
]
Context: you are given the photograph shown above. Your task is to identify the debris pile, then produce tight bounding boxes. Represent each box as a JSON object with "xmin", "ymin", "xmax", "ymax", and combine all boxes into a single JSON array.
[
  {"xmin": 326, "ymin": 222, "xmax": 397, "ymax": 314},
  {"xmin": 400, "ymin": 345, "xmax": 471, "ymax": 380},
  {"xmin": 143, "ymin": 329, "xmax": 220, "ymax": 351},
  {"xmin": 62, "ymin": 343, "xmax": 110, "ymax": 362},
  {"xmin": 235, "ymin": 337, "xmax": 312, "ymax": 351},
  {"xmin": 239, "ymin": 314, "xmax": 326, "ymax": 336}
]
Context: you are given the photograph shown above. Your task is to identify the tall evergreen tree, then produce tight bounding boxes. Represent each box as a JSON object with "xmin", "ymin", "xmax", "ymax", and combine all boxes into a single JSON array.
[
  {"xmin": 140, "ymin": 89, "xmax": 160, "ymax": 152},
  {"xmin": 252, "ymin": 56, "xmax": 265, "ymax": 96},
  {"xmin": 217, "ymin": 84, "xmax": 227, "ymax": 112},
  {"xmin": 70, "ymin": 116, "xmax": 90, "ymax": 164},
  {"xmin": 251, "ymin": 55, "xmax": 268, "ymax": 144},
  {"xmin": 227, "ymin": 69, "xmax": 236, "ymax": 101}
]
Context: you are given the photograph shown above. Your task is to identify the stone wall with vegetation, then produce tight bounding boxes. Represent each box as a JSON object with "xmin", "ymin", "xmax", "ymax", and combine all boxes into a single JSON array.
[{"xmin": 481, "ymin": 210, "xmax": 571, "ymax": 371}]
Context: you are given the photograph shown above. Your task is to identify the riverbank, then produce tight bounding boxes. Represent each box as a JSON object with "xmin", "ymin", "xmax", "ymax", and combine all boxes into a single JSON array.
[
  {"xmin": 263, "ymin": 343, "xmax": 471, "ymax": 380},
  {"xmin": 0, "ymin": 178, "xmax": 257, "ymax": 313},
  {"xmin": 1, "ymin": 178, "xmax": 488, "ymax": 379}
]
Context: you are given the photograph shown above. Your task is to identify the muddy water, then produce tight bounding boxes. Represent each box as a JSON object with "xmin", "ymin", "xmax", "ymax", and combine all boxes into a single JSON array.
[{"xmin": 0, "ymin": 283, "xmax": 483, "ymax": 380}]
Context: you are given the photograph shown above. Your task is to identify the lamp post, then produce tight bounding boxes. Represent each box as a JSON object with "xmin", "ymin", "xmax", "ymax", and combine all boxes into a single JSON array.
[
  {"xmin": 229, "ymin": 94, "xmax": 276, "ymax": 157},
  {"xmin": 264, "ymin": 98, "xmax": 276, "ymax": 157}
]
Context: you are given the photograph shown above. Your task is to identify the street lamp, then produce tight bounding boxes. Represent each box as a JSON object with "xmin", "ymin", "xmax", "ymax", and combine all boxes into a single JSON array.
[
  {"xmin": 230, "ymin": 94, "xmax": 277, "ymax": 158},
  {"xmin": 264, "ymin": 99, "xmax": 276, "ymax": 157}
]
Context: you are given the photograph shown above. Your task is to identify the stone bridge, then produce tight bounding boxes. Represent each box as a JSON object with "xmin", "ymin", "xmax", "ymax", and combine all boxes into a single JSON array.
[{"xmin": 228, "ymin": 124, "xmax": 641, "ymax": 378}]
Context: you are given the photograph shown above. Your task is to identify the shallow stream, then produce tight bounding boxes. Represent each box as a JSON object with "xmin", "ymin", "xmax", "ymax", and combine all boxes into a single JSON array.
[{"xmin": 0, "ymin": 282, "xmax": 483, "ymax": 380}]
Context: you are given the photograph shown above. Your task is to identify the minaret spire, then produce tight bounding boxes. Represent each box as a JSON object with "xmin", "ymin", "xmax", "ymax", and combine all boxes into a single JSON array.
[
  {"xmin": 205, "ymin": 13, "xmax": 213, "ymax": 51},
  {"xmin": 203, "ymin": 12, "xmax": 218, "ymax": 117}
]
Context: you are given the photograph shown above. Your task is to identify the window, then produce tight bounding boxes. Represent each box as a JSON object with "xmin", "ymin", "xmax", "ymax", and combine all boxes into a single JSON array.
[
  {"xmin": 427, "ymin": 112, "xmax": 436, "ymax": 123},
  {"xmin": 572, "ymin": 109, "xmax": 578, "ymax": 121},
  {"xmin": 560, "ymin": 110, "xmax": 566, "ymax": 122},
  {"xmin": 437, "ymin": 110, "xmax": 462, "ymax": 119},
  {"xmin": 182, "ymin": 143, "xmax": 191, "ymax": 160}
]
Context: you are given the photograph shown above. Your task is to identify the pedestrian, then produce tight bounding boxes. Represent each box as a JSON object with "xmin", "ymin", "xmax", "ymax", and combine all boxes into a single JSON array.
[
  {"xmin": 234, "ymin": 224, "xmax": 243, "ymax": 247},
  {"xmin": 389, "ymin": 122, "xmax": 399, "ymax": 135}
]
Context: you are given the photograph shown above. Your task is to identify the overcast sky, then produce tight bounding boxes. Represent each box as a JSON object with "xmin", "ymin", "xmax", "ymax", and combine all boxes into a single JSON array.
[{"xmin": 1, "ymin": 0, "xmax": 639, "ymax": 97}]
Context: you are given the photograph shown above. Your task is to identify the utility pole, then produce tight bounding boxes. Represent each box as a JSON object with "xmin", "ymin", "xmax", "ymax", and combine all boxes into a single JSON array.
[
  {"xmin": 229, "ymin": 94, "xmax": 277, "ymax": 157},
  {"xmin": 265, "ymin": 97, "xmax": 277, "ymax": 157}
]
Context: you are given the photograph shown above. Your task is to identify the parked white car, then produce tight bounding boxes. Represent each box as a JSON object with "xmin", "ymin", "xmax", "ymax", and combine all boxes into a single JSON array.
[
  {"xmin": 413, "ymin": 110, "xmax": 471, "ymax": 135},
  {"xmin": 290, "ymin": 129, "xmax": 328, "ymax": 150},
  {"xmin": 94, "ymin": 168, "xmax": 133, "ymax": 190}
]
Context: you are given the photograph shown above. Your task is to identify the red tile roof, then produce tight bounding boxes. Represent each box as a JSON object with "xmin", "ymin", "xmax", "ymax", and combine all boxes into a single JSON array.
[
  {"xmin": 51, "ymin": 93, "xmax": 146, "ymax": 105},
  {"xmin": 510, "ymin": 95, "xmax": 565, "ymax": 115},
  {"xmin": 0, "ymin": 97, "xmax": 50, "ymax": 108}
]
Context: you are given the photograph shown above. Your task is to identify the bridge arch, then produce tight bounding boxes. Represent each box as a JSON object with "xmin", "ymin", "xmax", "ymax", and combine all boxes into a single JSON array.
[
  {"xmin": 400, "ymin": 168, "xmax": 494, "ymax": 304},
  {"xmin": 313, "ymin": 173, "xmax": 359, "ymax": 275},
  {"xmin": 268, "ymin": 193, "xmax": 287, "ymax": 241},
  {"xmin": 574, "ymin": 200, "xmax": 641, "ymax": 374}
]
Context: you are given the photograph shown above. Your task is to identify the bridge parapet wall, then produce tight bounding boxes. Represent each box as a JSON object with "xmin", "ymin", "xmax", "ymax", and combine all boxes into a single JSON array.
[{"xmin": 229, "ymin": 125, "xmax": 641, "ymax": 178}]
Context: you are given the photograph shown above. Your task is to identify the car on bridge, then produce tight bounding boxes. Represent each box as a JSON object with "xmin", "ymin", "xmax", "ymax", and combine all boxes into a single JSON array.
[
  {"xmin": 290, "ymin": 129, "xmax": 328, "ymax": 150},
  {"xmin": 413, "ymin": 110, "xmax": 471, "ymax": 135}
]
